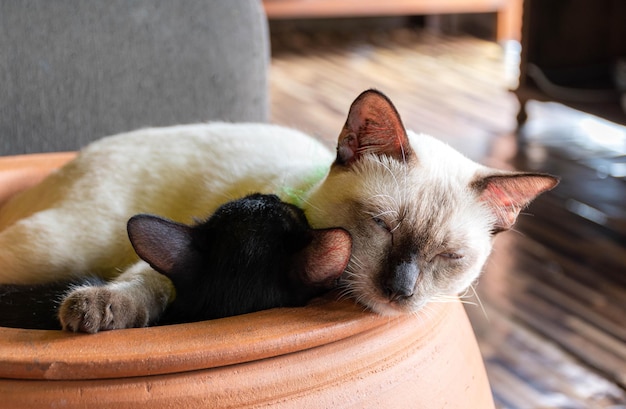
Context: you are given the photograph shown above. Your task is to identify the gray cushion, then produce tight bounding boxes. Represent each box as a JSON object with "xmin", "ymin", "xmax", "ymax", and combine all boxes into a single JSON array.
[{"xmin": 0, "ymin": 0, "xmax": 269, "ymax": 155}]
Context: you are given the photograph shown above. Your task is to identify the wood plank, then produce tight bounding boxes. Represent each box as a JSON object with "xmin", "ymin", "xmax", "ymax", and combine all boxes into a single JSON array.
[
  {"xmin": 469, "ymin": 303, "xmax": 626, "ymax": 408},
  {"xmin": 264, "ymin": 0, "xmax": 511, "ymax": 19}
]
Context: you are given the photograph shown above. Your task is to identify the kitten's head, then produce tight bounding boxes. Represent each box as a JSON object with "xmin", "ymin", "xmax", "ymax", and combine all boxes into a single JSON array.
[
  {"xmin": 306, "ymin": 89, "xmax": 559, "ymax": 315},
  {"xmin": 127, "ymin": 194, "xmax": 352, "ymax": 322}
]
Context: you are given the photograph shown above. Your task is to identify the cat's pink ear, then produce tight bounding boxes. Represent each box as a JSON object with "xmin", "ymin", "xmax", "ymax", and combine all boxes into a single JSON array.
[
  {"xmin": 474, "ymin": 173, "xmax": 559, "ymax": 233},
  {"xmin": 127, "ymin": 214, "xmax": 194, "ymax": 275},
  {"xmin": 295, "ymin": 228, "xmax": 352, "ymax": 287},
  {"xmin": 336, "ymin": 89, "xmax": 412, "ymax": 166}
]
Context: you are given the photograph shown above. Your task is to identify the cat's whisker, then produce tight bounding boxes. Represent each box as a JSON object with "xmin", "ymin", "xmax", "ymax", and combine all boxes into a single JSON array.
[
  {"xmin": 431, "ymin": 292, "xmax": 457, "ymax": 299},
  {"xmin": 469, "ymin": 284, "xmax": 489, "ymax": 322},
  {"xmin": 355, "ymin": 301, "xmax": 371, "ymax": 314},
  {"xmin": 431, "ymin": 298, "xmax": 472, "ymax": 305},
  {"xmin": 368, "ymin": 194, "xmax": 401, "ymax": 212},
  {"xmin": 335, "ymin": 288, "xmax": 353, "ymax": 302},
  {"xmin": 391, "ymin": 219, "xmax": 403, "ymax": 233},
  {"xmin": 399, "ymin": 142, "xmax": 408, "ymax": 166},
  {"xmin": 347, "ymin": 255, "xmax": 366, "ymax": 271},
  {"xmin": 378, "ymin": 158, "xmax": 401, "ymax": 191},
  {"xmin": 284, "ymin": 190, "xmax": 324, "ymax": 214},
  {"xmin": 336, "ymin": 271, "xmax": 372, "ymax": 306},
  {"xmin": 365, "ymin": 202, "xmax": 400, "ymax": 219},
  {"xmin": 457, "ymin": 287, "xmax": 472, "ymax": 299},
  {"xmin": 369, "ymin": 210, "xmax": 400, "ymax": 221},
  {"xmin": 429, "ymin": 293, "xmax": 479, "ymax": 307},
  {"xmin": 368, "ymin": 193, "xmax": 397, "ymax": 202},
  {"xmin": 508, "ymin": 226, "xmax": 527, "ymax": 237},
  {"xmin": 335, "ymin": 284, "xmax": 359, "ymax": 303},
  {"xmin": 341, "ymin": 271, "xmax": 355, "ymax": 279},
  {"xmin": 429, "ymin": 296, "xmax": 455, "ymax": 303},
  {"xmin": 455, "ymin": 299, "xmax": 479, "ymax": 306},
  {"xmin": 266, "ymin": 179, "xmax": 325, "ymax": 214},
  {"xmin": 415, "ymin": 305, "xmax": 434, "ymax": 323}
]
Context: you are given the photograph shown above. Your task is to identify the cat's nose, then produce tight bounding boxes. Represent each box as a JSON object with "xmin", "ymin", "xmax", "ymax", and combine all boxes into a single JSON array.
[{"xmin": 382, "ymin": 262, "xmax": 418, "ymax": 301}]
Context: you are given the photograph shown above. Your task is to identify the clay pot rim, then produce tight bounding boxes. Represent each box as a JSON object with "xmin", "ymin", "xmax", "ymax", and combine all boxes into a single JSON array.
[{"xmin": 1, "ymin": 297, "xmax": 438, "ymax": 381}]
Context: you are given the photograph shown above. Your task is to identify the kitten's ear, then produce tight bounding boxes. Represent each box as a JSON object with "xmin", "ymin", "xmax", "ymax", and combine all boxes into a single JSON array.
[
  {"xmin": 473, "ymin": 173, "xmax": 559, "ymax": 233},
  {"xmin": 127, "ymin": 214, "xmax": 195, "ymax": 275},
  {"xmin": 336, "ymin": 89, "xmax": 413, "ymax": 166},
  {"xmin": 294, "ymin": 228, "xmax": 352, "ymax": 288}
]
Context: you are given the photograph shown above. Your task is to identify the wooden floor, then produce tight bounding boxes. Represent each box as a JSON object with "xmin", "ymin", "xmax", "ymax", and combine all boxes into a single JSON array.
[{"xmin": 268, "ymin": 24, "xmax": 626, "ymax": 408}]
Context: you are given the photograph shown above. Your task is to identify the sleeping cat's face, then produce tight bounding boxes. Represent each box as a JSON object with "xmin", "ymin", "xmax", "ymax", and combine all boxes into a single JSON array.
[{"xmin": 306, "ymin": 90, "xmax": 558, "ymax": 315}]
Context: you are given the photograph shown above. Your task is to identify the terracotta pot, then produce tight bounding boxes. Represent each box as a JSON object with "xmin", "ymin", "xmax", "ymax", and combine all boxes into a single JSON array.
[{"xmin": 0, "ymin": 153, "xmax": 495, "ymax": 409}]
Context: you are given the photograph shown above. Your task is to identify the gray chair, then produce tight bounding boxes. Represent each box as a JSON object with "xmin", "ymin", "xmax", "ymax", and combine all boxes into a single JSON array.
[{"xmin": 0, "ymin": 1, "xmax": 269, "ymax": 155}]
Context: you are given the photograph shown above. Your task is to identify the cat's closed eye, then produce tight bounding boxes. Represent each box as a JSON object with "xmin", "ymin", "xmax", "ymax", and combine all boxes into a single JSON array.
[
  {"xmin": 437, "ymin": 252, "xmax": 464, "ymax": 260},
  {"xmin": 372, "ymin": 217, "xmax": 391, "ymax": 232}
]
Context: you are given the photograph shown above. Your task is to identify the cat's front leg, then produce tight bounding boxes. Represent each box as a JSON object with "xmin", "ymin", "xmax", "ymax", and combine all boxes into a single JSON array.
[{"xmin": 58, "ymin": 261, "xmax": 175, "ymax": 333}]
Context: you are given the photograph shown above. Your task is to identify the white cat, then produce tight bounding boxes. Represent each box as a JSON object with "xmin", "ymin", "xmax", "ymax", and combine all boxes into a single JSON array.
[{"xmin": 0, "ymin": 90, "xmax": 558, "ymax": 332}]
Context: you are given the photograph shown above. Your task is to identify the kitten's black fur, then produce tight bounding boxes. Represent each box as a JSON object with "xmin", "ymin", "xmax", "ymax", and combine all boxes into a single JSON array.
[
  {"xmin": 0, "ymin": 194, "xmax": 352, "ymax": 329},
  {"xmin": 0, "ymin": 278, "xmax": 104, "ymax": 330}
]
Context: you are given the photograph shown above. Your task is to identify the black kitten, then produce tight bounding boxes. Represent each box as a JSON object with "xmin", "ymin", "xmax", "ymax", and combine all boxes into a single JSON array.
[
  {"xmin": 128, "ymin": 193, "xmax": 352, "ymax": 325},
  {"xmin": 0, "ymin": 194, "xmax": 352, "ymax": 329}
]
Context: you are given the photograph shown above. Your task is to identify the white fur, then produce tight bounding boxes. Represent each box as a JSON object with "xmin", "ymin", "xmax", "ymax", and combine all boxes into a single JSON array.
[{"xmin": 0, "ymin": 123, "xmax": 332, "ymax": 283}]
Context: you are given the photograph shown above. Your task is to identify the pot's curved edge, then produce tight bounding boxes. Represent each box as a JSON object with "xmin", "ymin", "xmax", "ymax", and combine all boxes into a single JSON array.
[
  {"xmin": 0, "ymin": 152, "xmax": 76, "ymax": 208},
  {"xmin": 0, "ymin": 301, "xmax": 495, "ymax": 409},
  {"xmin": 0, "ymin": 297, "xmax": 392, "ymax": 380}
]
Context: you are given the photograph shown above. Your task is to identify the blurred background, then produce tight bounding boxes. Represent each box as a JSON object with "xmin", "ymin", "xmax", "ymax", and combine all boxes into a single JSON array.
[{"xmin": 265, "ymin": 0, "xmax": 625, "ymax": 408}]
